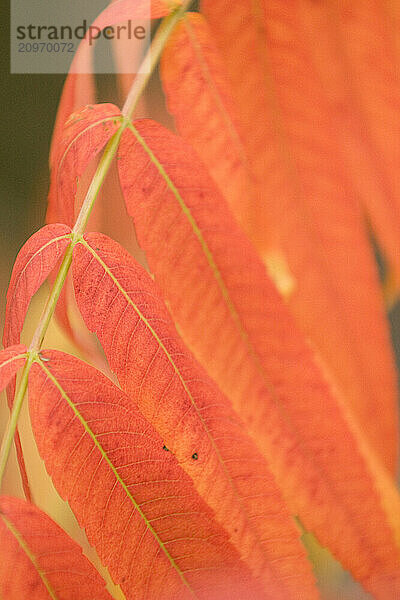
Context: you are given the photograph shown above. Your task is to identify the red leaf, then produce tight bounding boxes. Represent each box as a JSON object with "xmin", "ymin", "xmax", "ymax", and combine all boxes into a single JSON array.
[
  {"xmin": 49, "ymin": 74, "xmax": 95, "ymax": 173},
  {"xmin": 72, "ymin": 231, "xmax": 318, "ymax": 599},
  {"xmin": 47, "ymin": 104, "xmax": 121, "ymax": 360},
  {"xmin": 0, "ymin": 495, "xmax": 112, "ymax": 600},
  {"xmin": 161, "ymin": 12, "xmax": 255, "ymax": 227},
  {"xmin": 2, "ymin": 224, "xmax": 71, "ymax": 500},
  {"xmin": 0, "ymin": 346, "xmax": 27, "ymax": 393},
  {"xmin": 48, "ymin": 104, "xmax": 121, "ymax": 226},
  {"xmin": 50, "ymin": 0, "xmax": 177, "ymax": 168},
  {"xmin": 29, "ymin": 350, "xmax": 264, "ymax": 600},
  {"xmin": 3, "ymin": 224, "xmax": 72, "ymax": 350},
  {"xmin": 117, "ymin": 118, "xmax": 400, "ymax": 598},
  {"xmin": 201, "ymin": 0, "xmax": 399, "ymax": 475}
]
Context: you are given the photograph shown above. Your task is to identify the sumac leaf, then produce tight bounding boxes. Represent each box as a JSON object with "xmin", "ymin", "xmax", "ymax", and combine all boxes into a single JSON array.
[
  {"xmin": 29, "ymin": 350, "xmax": 264, "ymax": 600},
  {"xmin": 0, "ymin": 345, "xmax": 27, "ymax": 392},
  {"xmin": 161, "ymin": 12, "xmax": 254, "ymax": 227},
  {"xmin": 2, "ymin": 224, "xmax": 71, "ymax": 500},
  {"xmin": 0, "ymin": 495, "xmax": 112, "ymax": 600},
  {"xmin": 50, "ymin": 0, "xmax": 178, "ymax": 168},
  {"xmin": 201, "ymin": 0, "xmax": 399, "ymax": 475},
  {"xmin": 117, "ymin": 118, "xmax": 400, "ymax": 598},
  {"xmin": 3, "ymin": 224, "xmax": 72, "ymax": 350},
  {"xmin": 72, "ymin": 232, "xmax": 318, "ymax": 599},
  {"xmin": 297, "ymin": 0, "xmax": 400, "ymax": 287},
  {"xmin": 48, "ymin": 104, "xmax": 122, "ymax": 226}
]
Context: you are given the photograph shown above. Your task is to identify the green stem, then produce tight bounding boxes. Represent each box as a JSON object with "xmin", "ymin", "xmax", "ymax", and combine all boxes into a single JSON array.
[
  {"xmin": 72, "ymin": 126, "xmax": 125, "ymax": 236},
  {"xmin": 0, "ymin": 0, "xmax": 192, "ymax": 493},
  {"xmin": 29, "ymin": 244, "xmax": 74, "ymax": 352},
  {"xmin": 122, "ymin": 0, "xmax": 193, "ymax": 119},
  {"xmin": 0, "ymin": 353, "xmax": 35, "ymax": 488}
]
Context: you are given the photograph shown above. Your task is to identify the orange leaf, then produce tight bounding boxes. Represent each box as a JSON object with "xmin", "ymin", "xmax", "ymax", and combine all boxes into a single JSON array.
[
  {"xmin": 49, "ymin": 0, "xmax": 176, "ymax": 168},
  {"xmin": 3, "ymin": 224, "xmax": 72, "ymax": 349},
  {"xmin": 117, "ymin": 118, "xmax": 400, "ymax": 598},
  {"xmin": 2, "ymin": 224, "xmax": 71, "ymax": 501},
  {"xmin": 161, "ymin": 12, "xmax": 255, "ymax": 227},
  {"xmin": 48, "ymin": 104, "xmax": 121, "ymax": 226},
  {"xmin": 0, "ymin": 495, "xmax": 112, "ymax": 600},
  {"xmin": 3, "ymin": 222, "xmax": 71, "ymax": 405},
  {"xmin": 296, "ymin": 0, "xmax": 400, "ymax": 288},
  {"xmin": 49, "ymin": 73, "xmax": 95, "ymax": 174},
  {"xmin": 201, "ymin": 0, "xmax": 399, "ymax": 474},
  {"xmin": 29, "ymin": 350, "xmax": 264, "ymax": 600},
  {"xmin": 72, "ymin": 231, "xmax": 318, "ymax": 599},
  {"xmin": 0, "ymin": 346, "xmax": 27, "ymax": 392},
  {"xmin": 47, "ymin": 104, "xmax": 121, "ymax": 361}
]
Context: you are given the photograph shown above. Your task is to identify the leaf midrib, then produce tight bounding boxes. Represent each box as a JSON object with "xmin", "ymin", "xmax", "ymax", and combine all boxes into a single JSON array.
[
  {"xmin": 78, "ymin": 239, "xmax": 275, "ymax": 568},
  {"xmin": 36, "ymin": 358, "xmax": 198, "ymax": 599},
  {"xmin": 126, "ymin": 123, "xmax": 282, "ymax": 405},
  {"xmin": 181, "ymin": 14, "xmax": 250, "ymax": 168},
  {"xmin": 0, "ymin": 352, "xmax": 28, "ymax": 372},
  {"xmin": 121, "ymin": 123, "xmax": 390, "ymax": 562},
  {"xmin": 5, "ymin": 233, "xmax": 72, "ymax": 344},
  {"xmin": 0, "ymin": 511, "xmax": 59, "ymax": 600}
]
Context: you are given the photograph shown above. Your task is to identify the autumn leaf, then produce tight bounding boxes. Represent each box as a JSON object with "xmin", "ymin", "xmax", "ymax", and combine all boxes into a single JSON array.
[
  {"xmin": 46, "ymin": 104, "xmax": 122, "ymax": 361},
  {"xmin": 0, "ymin": 495, "xmax": 113, "ymax": 600},
  {"xmin": 0, "ymin": 346, "xmax": 27, "ymax": 392},
  {"xmin": 48, "ymin": 104, "xmax": 122, "ymax": 226},
  {"xmin": 3, "ymin": 222, "xmax": 71, "ymax": 408},
  {"xmin": 72, "ymin": 231, "xmax": 318, "ymax": 599},
  {"xmin": 28, "ymin": 350, "xmax": 265, "ymax": 600},
  {"xmin": 3, "ymin": 224, "xmax": 72, "ymax": 350},
  {"xmin": 116, "ymin": 117, "xmax": 400, "ymax": 598},
  {"xmin": 49, "ymin": 0, "xmax": 179, "ymax": 169},
  {"xmin": 2, "ymin": 224, "xmax": 71, "ymax": 500},
  {"xmin": 200, "ymin": 0, "xmax": 399, "ymax": 475},
  {"xmin": 295, "ymin": 0, "xmax": 400, "ymax": 289},
  {"xmin": 161, "ymin": 12, "xmax": 255, "ymax": 228}
]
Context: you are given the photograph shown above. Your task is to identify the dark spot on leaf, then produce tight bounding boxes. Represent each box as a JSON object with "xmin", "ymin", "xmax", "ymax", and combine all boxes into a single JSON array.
[
  {"xmin": 191, "ymin": 452, "xmax": 198, "ymax": 460},
  {"xmin": 163, "ymin": 445, "xmax": 169, "ymax": 452}
]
